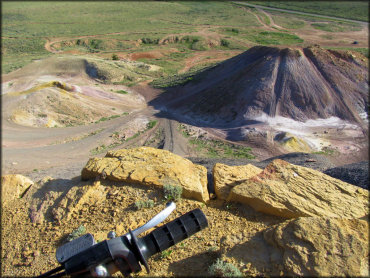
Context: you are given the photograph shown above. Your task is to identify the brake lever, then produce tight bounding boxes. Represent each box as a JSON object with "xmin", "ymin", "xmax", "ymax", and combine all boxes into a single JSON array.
[
  {"xmin": 126, "ymin": 202, "xmax": 176, "ymax": 239},
  {"xmin": 92, "ymin": 202, "xmax": 176, "ymax": 276}
]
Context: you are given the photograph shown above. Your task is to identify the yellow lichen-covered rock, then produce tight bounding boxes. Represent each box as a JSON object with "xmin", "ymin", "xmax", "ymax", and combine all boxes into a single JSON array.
[
  {"xmin": 228, "ymin": 159, "xmax": 368, "ymax": 218},
  {"xmin": 1, "ymin": 175, "xmax": 34, "ymax": 205},
  {"xmin": 81, "ymin": 147, "xmax": 209, "ymax": 202},
  {"xmin": 213, "ymin": 163, "xmax": 262, "ymax": 200},
  {"xmin": 264, "ymin": 217, "xmax": 369, "ymax": 276}
]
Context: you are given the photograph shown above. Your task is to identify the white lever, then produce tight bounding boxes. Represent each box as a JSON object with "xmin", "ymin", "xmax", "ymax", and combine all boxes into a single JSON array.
[{"xmin": 125, "ymin": 202, "xmax": 176, "ymax": 240}]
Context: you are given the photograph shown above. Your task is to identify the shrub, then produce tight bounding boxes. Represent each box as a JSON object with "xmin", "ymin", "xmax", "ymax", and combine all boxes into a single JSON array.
[
  {"xmin": 208, "ymin": 258, "xmax": 242, "ymax": 277},
  {"xmin": 67, "ymin": 225, "xmax": 86, "ymax": 242},
  {"xmin": 134, "ymin": 200, "xmax": 155, "ymax": 210},
  {"xmin": 116, "ymin": 90, "xmax": 128, "ymax": 94},
  {"xmin": 141, "ymin": 38, "xmax": 159, "ymax": 44},
  {"xmin": 112, "ymin": 54, "xmax": 119, "ymax": 60},
  {"xmin": 221, "ymin": 39, "xmax": 230, "ymax": 47},
  {"xmin": 163, "ymin": 184, "xmax": 182, "ymax": 201},
  {"xmin": 147, "ymin": 120, "xmax": 158, "ymax": 129},
  {"xmin": 160, "ymin": 249, "xmax": 172, "ymax": 259}
]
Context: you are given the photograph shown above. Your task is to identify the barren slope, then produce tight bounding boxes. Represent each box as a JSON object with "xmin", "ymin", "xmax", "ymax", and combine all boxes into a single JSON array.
[
  {"xmin": 163, "ymin": 46, "xmax": 368, "ymax": 127},
  {"xmin": 1, "ymin": 56, "xmax": 151, "ymax": 127}
]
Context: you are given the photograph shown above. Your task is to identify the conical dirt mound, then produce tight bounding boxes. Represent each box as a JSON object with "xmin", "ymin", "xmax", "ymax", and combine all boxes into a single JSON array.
[{"xmin": 166, "ymin": 46, "xmax": 368, "ymax": 126}]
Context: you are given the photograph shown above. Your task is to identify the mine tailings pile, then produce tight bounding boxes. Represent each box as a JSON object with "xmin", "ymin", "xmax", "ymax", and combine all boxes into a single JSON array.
[{"xmin": 165, "ymin": 45, "xmax": 368, "ymax": 127}]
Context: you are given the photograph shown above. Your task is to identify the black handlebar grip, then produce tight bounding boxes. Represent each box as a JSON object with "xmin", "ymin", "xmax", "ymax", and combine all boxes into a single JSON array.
[{"xmin": 139, "ymin": 208, "xmax": 208, "ymax": 259}]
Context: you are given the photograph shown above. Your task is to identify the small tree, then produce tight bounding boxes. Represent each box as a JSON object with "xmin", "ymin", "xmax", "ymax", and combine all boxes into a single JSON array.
[{"xmin": 112, "ymin": 54, "xmax": 119, "ymax": 60}]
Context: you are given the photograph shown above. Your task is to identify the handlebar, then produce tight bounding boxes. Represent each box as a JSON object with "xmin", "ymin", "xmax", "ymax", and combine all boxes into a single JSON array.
[{"xmin": 38, "ymin": 203, "xmax": 208, "ymax": 277}]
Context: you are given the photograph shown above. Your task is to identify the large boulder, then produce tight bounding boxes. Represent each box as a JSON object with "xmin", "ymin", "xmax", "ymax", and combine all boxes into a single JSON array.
[
  {"xmin": 264, "ymin": 217, "xmax": 369, "ymax": 276},
  {"xmin": 228, "ymin": 159, "xmax": 368, "ymax": 218},
  {"xmin": 221, "ymin": 217, "xmax": 369, "ymax": 277},
  {"xmin": 213, "ymin": 163, "xmax": 262, "ymax": 200},
  {"xmin": 81, "ymin": 147, "xmax": 209, "ymax": 202},
  {"xmin": 1, "ymin": 175, "xmax": 34, "ymax": 205}
]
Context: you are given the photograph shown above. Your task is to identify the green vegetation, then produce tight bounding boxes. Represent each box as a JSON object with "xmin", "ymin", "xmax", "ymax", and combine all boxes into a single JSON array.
[
  {"xmin": 160, "ymin": 249, "xmax": 173, "ymax": 259},
  {"xmin": 248, "ymin": 31, "xmax": 304, "ymax": 45},
  {"xmin": 208, "ymin": 258, "xmax": 242, "ymax": 277},
  {"xmin": 269, "ymin": 12, "xmax": 305, "ymax": 29},
  {"xmin": 115, "ymin": 90, "xmax": 128, "ymax": 95},
  {"xmin": 112, "ymin": 54, "xmax": 119, "ymax": 60},
  {"xmin": 95, "ymin": 114, "xmax": 120, "ymax": 124},
  {"xmin": 2, "ymin": 1, "xmax": 259, "ymax": 74},
  {"xmin": 179, "ymin": 124, "xmax": 255, "ymax": 159},
  {"xmin": 254, "ymin": 9, "xmax": 271, "ymax": 25},
  {"xmin": 2, "ymin": 38, "xmax": 51, "ymax": 73},
  {"xmin": 67, "ymin": 225, "xmax": 86, "ymax": 242},
  {"xmin": 189, "ymin": 137, "xmax": 255, "ymax": 159},
  {"xmin": 134, "ymin": 200, "xmax": 155, "ymax": 210},
  {"xmin": 312, "ymin": 146, "xmax": 336, "ymax": 156},
  {"xmin": 311, "ymin": 22, "xmax": 362, "ymax": 32},
  {"xmin": 147, "ymin": 120, "xmax": 158, "ymax": 129},
  {"xmin": 163, "ymin": 184, "xmax": 183, "ymax": 201},
  {"xmin": 249, "ymin": 1, "xmax": 369, "ymax": 22}
]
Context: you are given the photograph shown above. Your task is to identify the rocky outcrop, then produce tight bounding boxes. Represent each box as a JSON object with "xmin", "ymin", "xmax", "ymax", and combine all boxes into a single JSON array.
[
  {"xmin": 228, "ymin": 159, "xmax": 369, "ymax": 218},
  {"xmin": 264, "ymin": 217, "xmax": 369, "ymax": 276},
  {"xmin": 1, "ymin": 175, "xmax": 34, "ymax": 205},
  {"xmin": 81, "ymin": 147, "xmax": 209, "ymax": 202},
  {"xmin": 213, "ymin": 163, "xmax": 262, "ymax": 200},
  {"xmin": 52, "ymin": 181, "xmax": 105, "ymax": 221}
]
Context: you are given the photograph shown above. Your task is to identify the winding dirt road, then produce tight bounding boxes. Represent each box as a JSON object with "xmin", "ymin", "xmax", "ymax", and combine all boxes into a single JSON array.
[{"xmin": 1, "ymin": 84, "xmax": 193, "ymax": 180}]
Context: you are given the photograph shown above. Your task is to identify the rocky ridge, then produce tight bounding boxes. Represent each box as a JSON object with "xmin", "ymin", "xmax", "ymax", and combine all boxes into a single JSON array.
[{"xmin": 1, "ymin": 147, "xmax": 368, "ymax": 277}]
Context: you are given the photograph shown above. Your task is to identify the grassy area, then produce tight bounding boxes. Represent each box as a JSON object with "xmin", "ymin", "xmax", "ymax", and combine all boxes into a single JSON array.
[
  {"xmin": 189, "ymin": 137, "xmax": 255, "ymax": 159},
  {"xmin": 1, "ymin": 1, "xmax": 262, "ymax": 74},
  {"xmin": 249, "ymin": 1, "xmax": 369, "ymax": 22},
  {"xmin": 312, "ymin": 146, "xmax": 337, "ymax": 156},
  {"xmin": 247, "ymin": 31, "xmax": 303, "ymax": 45},
  {"xmin": 311, "ymin": 22, "xmax": 362, "ymax": 32},
  {"xmin": 179, "ymin": 124, "xmax": 255, "ymax": 159},
  {"xmin": 219, "ymin": 28, "xmax": 303, "ymax": 46},
  {"xmin": 269, "ymin": 13, "xmax": 305, "ymax": 29},
  {"xmin": 2, "ymin": 38, "xmax": 51, "ymax": 73}
]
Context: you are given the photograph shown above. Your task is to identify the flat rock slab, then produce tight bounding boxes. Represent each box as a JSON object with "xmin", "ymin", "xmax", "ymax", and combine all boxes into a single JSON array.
[
  {"xmin": 228, "ymin": 159, "xmax": 368, "ymax": 218},
  {"xmin": 81, "ymin": 147, "xmax": 209, "ymax": 202}
]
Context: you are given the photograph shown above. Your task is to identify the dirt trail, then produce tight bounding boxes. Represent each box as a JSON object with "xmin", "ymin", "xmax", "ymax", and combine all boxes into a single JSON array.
[{"xmin": 257, "ymin": 8, "xmax": 285, "ymax": 30}]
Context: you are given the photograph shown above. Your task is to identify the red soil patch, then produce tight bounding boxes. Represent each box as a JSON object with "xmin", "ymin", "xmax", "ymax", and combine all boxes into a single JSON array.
[{"xmin": 130, "ymin": 51, "xmax": 164, "ymax": 61}]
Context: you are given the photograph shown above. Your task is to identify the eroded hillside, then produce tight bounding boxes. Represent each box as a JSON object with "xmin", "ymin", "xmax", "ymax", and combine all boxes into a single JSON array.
[{"xmin": 164, "ymin": 46, "xmax": 368, "ymax": 126}]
